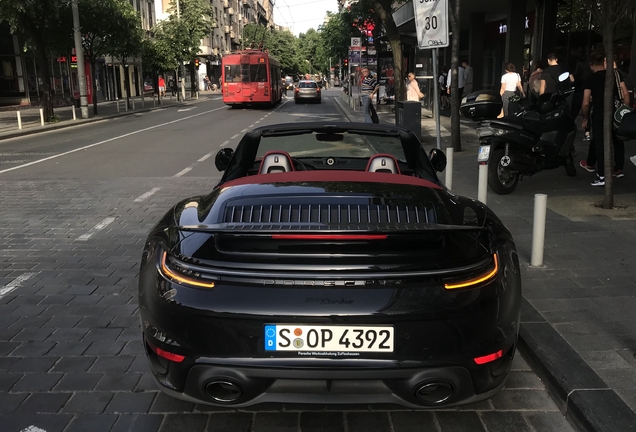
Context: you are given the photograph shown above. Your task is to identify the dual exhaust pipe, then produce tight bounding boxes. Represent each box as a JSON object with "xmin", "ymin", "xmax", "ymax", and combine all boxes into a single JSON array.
[{"xmin": 204, "ymin": 379, "xmax": 453, "ymax": 406}]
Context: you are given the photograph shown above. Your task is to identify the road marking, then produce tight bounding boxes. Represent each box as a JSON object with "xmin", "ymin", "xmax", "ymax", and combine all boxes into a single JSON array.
[
  {"xmin": 249, "ymin": 124, "xmax": 255, "ymax": 127},
  {"xmin": 77, "ymin": 217, "xmax": 116, "ymax": 241},
  {"xmin": 241, "ymin": 128, "xmax": 248, "ymax": 132},
  {"xmin": 178, "ymin": 107, "xmax": 195, "ymax": 112},
  {"xmin": 213, "ymin": 97, "xmax": 222, "ymax": 100},
  {"xmin": 198, "ymin": 153, "xmax": 214, "ymax": 162},
  {"xmin": 20, "ymin": 427, "xmax": 47, "ymax": 432},
  {"xmin": 174, "ymin": 167, "xmax": 192, "ymax": 177},
  {"xmin": 0, "ymin": 106, "xmax": 228, "ymax": 175},
  {"xmin": 255, "ymin": 121, "xmax": 261, "ymax": 124},
  {"xmin": 220, "ymin": 140, "xmax": 230, "ymax": 147},
  {"xmin": 134, "ymin": 187, "xmax": 161, "ymax": 202},
  {"xmin": 231, "ymin": 134, "xmax": 239, "ymax": 139},
  {"xmin": 0, "ymin": 272, "xmax": 39, "ymax": 300}
]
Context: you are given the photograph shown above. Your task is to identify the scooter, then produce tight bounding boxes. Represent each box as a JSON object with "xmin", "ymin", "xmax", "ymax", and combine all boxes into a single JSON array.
[{"xmin": 467, "ymin": 72, "xmax": 577, "ymax": 195}]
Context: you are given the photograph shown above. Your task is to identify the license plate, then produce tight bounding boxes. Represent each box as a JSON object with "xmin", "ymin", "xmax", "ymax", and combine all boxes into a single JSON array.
[
  {"xmin": 478, "ymin": 145, "xmax": 491, "ymax": 162},
  {"xmin": 264, "ymin": 325, "xmax": 394, "ymax": 352}
]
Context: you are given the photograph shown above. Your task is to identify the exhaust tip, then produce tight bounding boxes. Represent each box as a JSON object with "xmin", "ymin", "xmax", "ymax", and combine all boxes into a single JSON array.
[
  {"xmin": 205, "ymin": 380, "xmax": 243, "ymax": 403},
  {"xmin": 415, "ymin": 381, "xmax": 453, "ymax": 405}
]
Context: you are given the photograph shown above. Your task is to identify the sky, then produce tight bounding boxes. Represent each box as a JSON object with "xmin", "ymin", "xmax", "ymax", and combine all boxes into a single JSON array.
[{"xmin": 273, "ymin": 0, "xmax": 340, "ymax": 36}]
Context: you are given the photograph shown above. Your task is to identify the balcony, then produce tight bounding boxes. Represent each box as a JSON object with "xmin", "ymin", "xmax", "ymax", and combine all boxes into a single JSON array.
[
  {"xmin": 224, "ymin": 25, "xmax": 230, "ymax": 33},
  {"xmin": 223, "ymin": 0, "xmax": 229, "ymax": 8},
  {"xmin": 230, "ymin": 30, "xmax": 236, "ymax": 39},
  {"xmin": 243, "ymin": 0, "xmax": 252, "ymax": 8},
  {"xmin": 228, "ymin": 7, "xmax": 234, "ymax": 15}
]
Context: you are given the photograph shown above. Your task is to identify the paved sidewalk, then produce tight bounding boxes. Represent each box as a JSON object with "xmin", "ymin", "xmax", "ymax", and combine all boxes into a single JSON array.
[
  {"xmin": 0, "ymin": 91, "xmax": 223, "ymax": 141},
  {"xmin": 335, "ymin": 95, "xmax": 636, "ymax": 432}
]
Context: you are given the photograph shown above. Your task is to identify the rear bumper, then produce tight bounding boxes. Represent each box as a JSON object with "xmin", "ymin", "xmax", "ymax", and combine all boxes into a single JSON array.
[{"xmin": 146, "ymin": 347, "xmax": 515, "ymax": 408}]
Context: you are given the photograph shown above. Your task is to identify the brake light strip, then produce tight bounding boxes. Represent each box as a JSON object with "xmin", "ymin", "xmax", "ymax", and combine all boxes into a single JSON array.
[
  {"xmin": 443, "ymin": 254, "xmax": 499, "ymax": 290},
  {"xmin": 271, "ymin": 234, "xmax": 387, "ymax": 240}
]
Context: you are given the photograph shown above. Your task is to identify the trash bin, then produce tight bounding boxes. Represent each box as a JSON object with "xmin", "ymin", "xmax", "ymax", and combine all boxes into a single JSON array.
[{"xmin": 395, "ymin": 100, "xmax": 421, "ymax": 139}]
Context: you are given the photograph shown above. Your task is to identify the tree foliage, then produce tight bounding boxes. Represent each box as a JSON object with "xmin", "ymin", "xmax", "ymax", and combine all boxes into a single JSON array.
[
  {"xmin": 108, "ymin": 3, "xmax": 144, "ymax": 105},
  {"xmin": 0, "ymin": 0, "xmax": 72, "ymax": 120}
]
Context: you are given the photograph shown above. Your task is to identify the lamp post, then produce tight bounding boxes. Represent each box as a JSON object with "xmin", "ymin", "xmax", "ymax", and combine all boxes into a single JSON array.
[{"xmin": 305, "ymin": 59, "xmax": 312, "ymax": 75}]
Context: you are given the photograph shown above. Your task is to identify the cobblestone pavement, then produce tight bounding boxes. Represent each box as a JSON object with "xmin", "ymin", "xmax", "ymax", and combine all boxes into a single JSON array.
[{"xmin": 0, "ymin": 93, "xmax": 578, "ymax": 431}]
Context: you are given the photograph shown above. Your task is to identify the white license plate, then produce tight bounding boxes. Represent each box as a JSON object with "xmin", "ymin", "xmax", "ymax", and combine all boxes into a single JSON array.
[
  {"xmin": 264, "ymin": 325, "xmax": 394, "ymax": 352},
  {"xmin": 478, "ymin": 145, "xmax": 491, "ymax": 162}
]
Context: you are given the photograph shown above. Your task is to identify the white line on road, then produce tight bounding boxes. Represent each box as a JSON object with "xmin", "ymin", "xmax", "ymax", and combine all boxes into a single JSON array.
[
  {"xmin": 0, "ymin": 106, "xmax": 229, "ymax": 175},
  {"xmin": 241, "ymin": 128, "xmax": 248, "ymax": 132},
  {"xmin": 198, "ymin": 153, "xmax": 214, "ymax": 162},
  {"xmin": 20, "ymin": 427, "xmax": 47, "ymax": 432},
  {"xmin": 76, "ymin": 217, "xmax": 116, "ymax": 241},
  {"xmin": 174, "ymin": 167, "xmax": 192, "ymax": 177},
  {"xmin": 177, "ymin": 107, "xmax": 195, "ymax": 112},
  {"xmin": 255, "ymin": 121, "xmax": 261, "ymax": 124},
  {"xmin": 249, "ymin": 124, "xmax": 255, "ymax": 127},
  {"xmin": 231, "ymin": 134, "xmax": 239, "ymax": 139},
  {"xmin": 220, "ymin": 140, "xmax": 230, "ymax": 147},
  {"xmin": 213, "ymin": 97, "xmax": 222, "ymax": 100},
  {"xmin": 134, "ymin": 187, "xmax": 161, "ymax": 202},
  {"xmin": 0, "ymin": 272, "xmax": 39, "ymax": 300}
]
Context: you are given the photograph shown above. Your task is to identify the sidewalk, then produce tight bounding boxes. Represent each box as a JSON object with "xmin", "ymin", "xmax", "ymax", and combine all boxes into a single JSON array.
[
  {"xmin": 0, "ymin": 90, "xmax": 223, "ymax": 141},
  {"xmin": 334, "ymin": 95, "xmax": 636, "ymax": 432}
]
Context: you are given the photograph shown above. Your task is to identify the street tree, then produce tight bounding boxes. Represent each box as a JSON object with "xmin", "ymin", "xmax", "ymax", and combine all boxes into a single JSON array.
[
  {"xmin": 243, "ymin": 24, "xmax": 302, "ymax": 75},
  {"xmin": 0, "ymin": 0, "xmax": 72, "ymax": 121},
  {"xmin": 160, "ymin": 0, "xmax": 214, "ymax": 97},
  {"xmin": 80, "ymin": 0, "xmax": 138, "ymax": 114},
  {"xmin": 580, "ymin": 0, "xmax": 634, "ymax": 209},
  {"xmin": 141, "ymin": 27, "xmax": 179, "ymax": 96},
  {"xmin": 298, "ymin": 29, "xmax": 328, "ymax": 74},
  {"xmin": 448, "ymin": 0, "xmax": 461, "ymax": 152},
  {"xmin": 108, "ymin": 3, "xmax": 143, "ymax": 108}
]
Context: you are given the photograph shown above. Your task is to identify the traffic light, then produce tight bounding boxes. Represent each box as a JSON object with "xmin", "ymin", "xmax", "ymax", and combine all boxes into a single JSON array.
[
  {"xmin": 194, "ymin": 59, "xmax": 200, "ymax": 69},
  {"xmin": 344, "ymin": 59, "xmax": 348, "ymax": 67}
]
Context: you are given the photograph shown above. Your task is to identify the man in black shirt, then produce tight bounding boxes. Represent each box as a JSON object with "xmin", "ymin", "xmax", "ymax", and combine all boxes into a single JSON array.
[
  {"xmin": 581, "ymin": 51, "xmax": 630, "ymax": 185},
  {"xmin": 540, "ymin": 53, "xmax": 573, "ymax": 95}
]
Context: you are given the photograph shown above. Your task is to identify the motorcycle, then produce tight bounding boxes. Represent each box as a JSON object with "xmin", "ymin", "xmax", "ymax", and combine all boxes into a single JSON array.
[{"xmin": 461, "ymin": 72, "xmax": 577, "ymax": 195}]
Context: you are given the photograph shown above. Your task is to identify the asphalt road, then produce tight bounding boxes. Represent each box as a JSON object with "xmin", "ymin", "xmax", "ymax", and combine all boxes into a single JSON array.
[{"xmin": 0, "ymin": 89, "xmax": 578, "ymax": 432}]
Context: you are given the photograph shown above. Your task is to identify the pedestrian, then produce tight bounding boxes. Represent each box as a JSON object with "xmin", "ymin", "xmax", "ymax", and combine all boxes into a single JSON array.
[
  {"xmin": 539, "ymin": 53, "xmax": 573, "ymax": 95},
  {"xmin": 462, "ymin": 60, "xmax": 473, "ymax": 96},
  {"xmin": 528, "ymin": 61, "xmax": 544, "ymax": 104},
  {"xmin": 204, "ymin": 76, "xmax": 210, "ymax": 91},
  {"xmin": 439, "ymin": 68, "xmax": 449, "ymax": 109},
  {"xmin": 446, "ymin": 64, "xmax": 465, "ymax": 97},
  {"xmin": 500, "ymin": 62, "xmax": 525, "ymax": 117},
  {"xmin": 158, "ymin": 75, "xmax": 166, "ymax": 97},
  {"xmin": 361, "ymin": 67, "xmax": 379, "ymax": 123},
  {"xmin": 580, "ymin": 51, "xmax": 629, "ymax": 186},
  {"xmin": 406, "ymin": 72, "xmax": 424, "ymax": 101}
]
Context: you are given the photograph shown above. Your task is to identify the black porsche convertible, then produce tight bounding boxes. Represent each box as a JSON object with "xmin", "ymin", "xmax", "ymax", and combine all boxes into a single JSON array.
[{"xmin": 138, "ymin": 122, "xmax": 521, "ymax": 408}]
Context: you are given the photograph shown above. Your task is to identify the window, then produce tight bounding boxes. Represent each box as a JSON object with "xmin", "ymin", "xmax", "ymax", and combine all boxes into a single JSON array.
[
  {"xmin": 225, "ymin": 65, "xmax": 241, "ymax": 82},
  {"xmin": 250, "ymin": 65, "xmax": 267, "ymax": 82}
]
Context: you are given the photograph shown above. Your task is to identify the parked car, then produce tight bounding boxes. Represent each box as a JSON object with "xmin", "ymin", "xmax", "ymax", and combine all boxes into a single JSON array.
[{"xmin": 138, "ymin": 122, "xmax": 522, "ymax": 409}]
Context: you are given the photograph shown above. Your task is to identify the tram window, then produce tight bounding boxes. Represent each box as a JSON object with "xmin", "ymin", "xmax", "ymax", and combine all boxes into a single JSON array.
[{"xmin": 225, "ymin": 65, "xmax": 241, "ymax": 82}]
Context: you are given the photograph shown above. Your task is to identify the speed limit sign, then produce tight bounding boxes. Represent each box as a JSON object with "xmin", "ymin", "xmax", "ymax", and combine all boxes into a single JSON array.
[{"xmin": 413, "ymin": 0, "xmax": 449, "ymax": 49}]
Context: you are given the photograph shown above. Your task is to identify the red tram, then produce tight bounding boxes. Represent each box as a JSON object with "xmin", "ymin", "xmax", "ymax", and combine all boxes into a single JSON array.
[{"xmin": 222, "ymin": 49, "xmax": 283, "ymax": 107}]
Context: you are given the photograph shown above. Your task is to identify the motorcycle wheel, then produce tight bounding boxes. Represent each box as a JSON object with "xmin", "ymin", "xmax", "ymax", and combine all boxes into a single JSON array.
[
  {"xmin": 563, "ymin": 151, "xmax": 577, "ymax": 177},
  {"xmin": 488, "ymin": 148, "xmax": 519, "ymax": 195}
]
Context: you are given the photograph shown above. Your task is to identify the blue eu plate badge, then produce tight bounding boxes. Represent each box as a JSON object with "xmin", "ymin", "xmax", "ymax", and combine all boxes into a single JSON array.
[{"xmin": 264, "ymin": 325, "xmax": 276, "ymax": 351}]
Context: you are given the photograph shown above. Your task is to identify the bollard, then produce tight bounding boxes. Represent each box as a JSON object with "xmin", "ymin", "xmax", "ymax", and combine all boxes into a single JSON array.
[
  {"xmin": 445, "ymin": 147, "xmax": 454, "ymax": 191},
  {"xmin": 39, "ymin": 108, "xmax": 44, "ymax": 126},
  {"xmin": 17, "ymin": 111, "xmax": 22, "ymax": 130},
  {"xmin": 477, "ymin": 163, "xmax": 488, "ymax": 204},
  {"xmin": 153, "ymin": 94, "xmax": 156, "ymax": 107},
  {"xmin": 132, "ymin": 97, "xmax": 135, "ymax": 110},
  {"xmin": 72, "ymin": 107, "xmax": 76, "ymax": 120},
  {"xmin": 116, "ymin": 99, "xmax": 120, "ymax": 113},
  {"xmin": 125, "ymin": 98, "xmax": 128, "ymax": 112},
  {"xmin": 531, "ymin": 194, "xmax": 548, "ymax": 267}
]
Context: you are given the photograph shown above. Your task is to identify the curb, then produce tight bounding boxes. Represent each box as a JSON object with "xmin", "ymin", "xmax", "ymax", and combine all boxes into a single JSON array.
[
  {"xmin": 0, "ymin": 96, "xmax": 221, "ymax": 142},
  {"xmin": 518, "ymin": 298, "xmax": 636, "ymax": 432}
]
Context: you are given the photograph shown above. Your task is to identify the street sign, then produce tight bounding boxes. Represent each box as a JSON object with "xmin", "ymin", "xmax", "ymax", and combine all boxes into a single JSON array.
[
  {"xmin": 413, "ymin": 0, "xmax": 449, "ymax": 49},
  {"xmin": 350, "ymin": 37, "xmax": 361, "ymax": 48}
]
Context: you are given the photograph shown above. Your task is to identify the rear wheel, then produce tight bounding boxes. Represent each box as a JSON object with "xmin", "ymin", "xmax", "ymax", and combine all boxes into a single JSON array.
[
  {"xmin": 488, "ymin": 148, "xmax": 519, "ymax": 195},
  {"xmin": 564, "ymin": 151, "xmax": 577, "ymax": 177}
]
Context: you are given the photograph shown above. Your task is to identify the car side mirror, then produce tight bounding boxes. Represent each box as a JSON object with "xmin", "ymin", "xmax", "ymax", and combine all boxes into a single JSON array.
[
  {"xmin": 215, "ymin": 148, "xmax": 234, "ymax": 172},
  {"xmin": 429, "ymin": 149, "xmax": 447, "ymax": 173}
]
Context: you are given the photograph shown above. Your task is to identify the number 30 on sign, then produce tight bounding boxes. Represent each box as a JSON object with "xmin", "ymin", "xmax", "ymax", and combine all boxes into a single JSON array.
[{"xmin": 413, "ymin": 0, "xmax": 449, "ymax": 49}]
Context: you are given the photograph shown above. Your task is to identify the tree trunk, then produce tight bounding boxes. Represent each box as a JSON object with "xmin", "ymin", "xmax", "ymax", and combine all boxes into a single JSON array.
[
  {"xmin": 602, "ymin": 2, "xmax": 615, "ymax": 209},
  {"xmin": 190, "ymin": 63, "xmax": 197, "ymax": 98},
  {"xmin": 123, "ymin": 63, "xmax": 131, "ymax": 108},
  {"xmin": 34, "ymin": 44, "xmax": 54, "ymax": 121},
  {"xmin": 373, "ymin": 0, "xmax": 405, "ymax": 102},
  {"xmin": 449, "ymin": 0, "xmax": 461, "ymax": 152},
  {"xmin": 629, "ymin": 18, "xmax": 636, "ymax": 86}
]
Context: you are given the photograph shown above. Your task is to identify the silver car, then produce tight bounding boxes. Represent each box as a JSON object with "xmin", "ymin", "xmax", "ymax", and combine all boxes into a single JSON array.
[{"xmin": 294, "ymin": 80, "xmax": 321, "ymax": 103}]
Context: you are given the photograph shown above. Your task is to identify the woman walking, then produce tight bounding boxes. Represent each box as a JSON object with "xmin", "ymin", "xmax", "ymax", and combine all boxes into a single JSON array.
[
  {"xmin": 500, "ymin": 62, "xmax": 525, "ymax": 116},
  {"xmin": 406, "ymin": 73, "xmax": 424, "ymax": 101}
]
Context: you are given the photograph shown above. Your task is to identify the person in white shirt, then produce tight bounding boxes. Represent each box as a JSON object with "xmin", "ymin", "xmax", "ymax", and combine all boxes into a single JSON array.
[
  {"xmin": 446, "ymin": 65, "xmax": 465, "ymax": 97},
  {"xmin": 406, "ymin": 72, "xmax": 424, "ymax": 101},
  {"xmin": 500, "ymin": 62, "xmax": 525, "ymax": 116}
]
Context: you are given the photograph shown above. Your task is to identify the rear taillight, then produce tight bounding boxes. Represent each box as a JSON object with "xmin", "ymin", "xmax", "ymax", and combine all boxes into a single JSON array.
[
  {"xmin": 295, "ymin": 88, "xmax": 299, "ymax": 93},
  {"xmin": 316, "ymin": 88, "xmax": 321, "ymax": 92},
  {"xmin": 159, "ymin": 251, "xmax": 215, "ymax": 289},
  {"xmin": 147, "ymin": 341, "xmax": 185, "ymax": 363},
  {"xmin": 271, "ymin": 234, "xmax": 387, "ymax": 240},
  {"xmin": 443, "ymin": 254, "xmax": 499, "ymax": 290},
  {"xmin": 474, "ymin": 349, "xmax": 503, "ymax": 365}
]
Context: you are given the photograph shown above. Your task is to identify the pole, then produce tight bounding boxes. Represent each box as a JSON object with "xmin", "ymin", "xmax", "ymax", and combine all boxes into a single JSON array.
[
  {"xmin": 72, "ymin": 0, "xmax": 89, "ymax": 119},
  {"xmin": 432, "ymin": 49, "xmax": 442, "ymax": 150},
  {"xmin": 39, "ymin": 108, "xmax": 44, "ymax": 126},
  {"xmin": 16, "ymin": 111, "xmax": 22, "ymax": 130},
  {"xmin": 176, "ymin": 0, "xmax": 186, "ymax": 102},
  {"xmin": 477, "ymin": 163, "xmax": 488, "ymax": 204},
  {"xmin": 445, "ymin": 147, "xmax": 454, "ymax": 190},
  {"xmin": 531, "ymin": 194, "xmax": 548, "ymax": 266}
]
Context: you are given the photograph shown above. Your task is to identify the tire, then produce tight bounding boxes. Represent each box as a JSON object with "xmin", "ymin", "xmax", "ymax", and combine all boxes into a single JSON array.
[
  {"xmin": 488, "ymin": 148, "xmax": 519, "ymax": 195},
  {"xmin": 295, "ymin": 99, "xmax": 300, "ymax": 104},
  {"xmin": 564, "ymin": 151, "xmax": 577, "ymax": 177}
]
